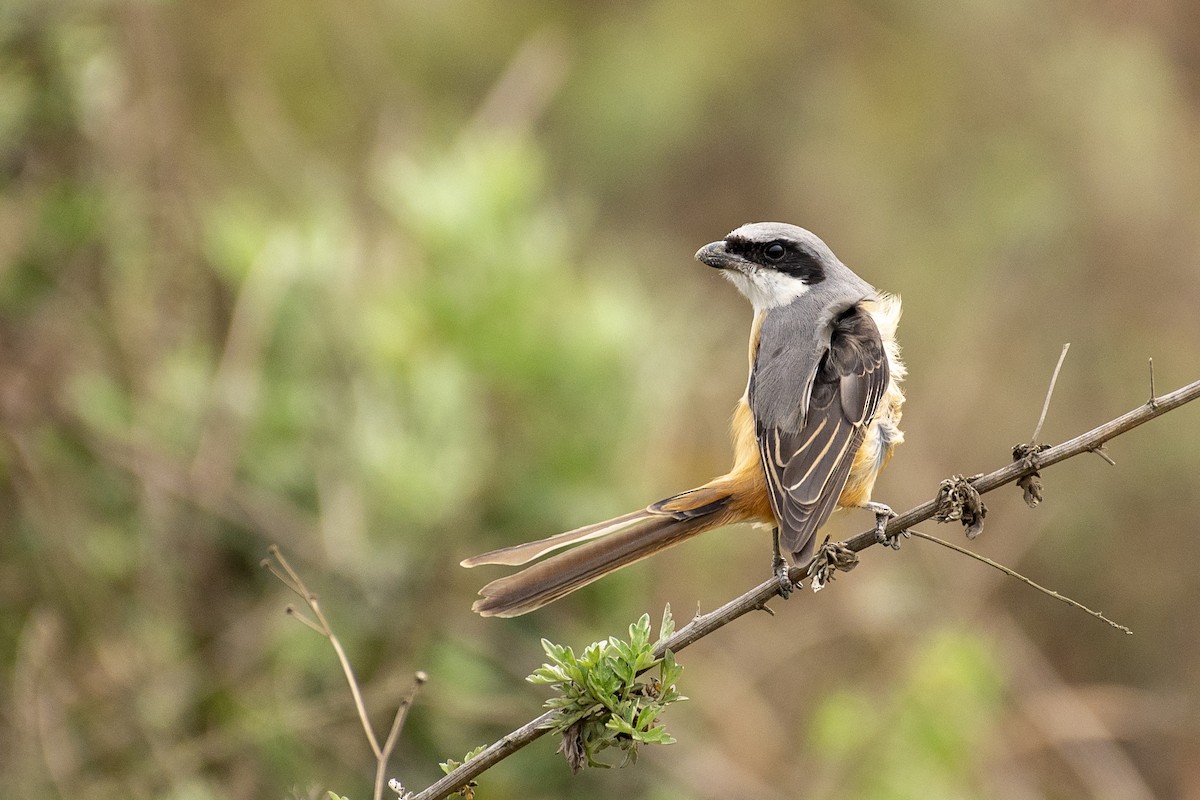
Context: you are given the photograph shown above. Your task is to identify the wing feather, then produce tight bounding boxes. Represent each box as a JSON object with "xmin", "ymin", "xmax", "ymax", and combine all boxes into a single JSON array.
[{"xmin": 755, "ymin": 304, "xmax": 889, "ymax": 561}]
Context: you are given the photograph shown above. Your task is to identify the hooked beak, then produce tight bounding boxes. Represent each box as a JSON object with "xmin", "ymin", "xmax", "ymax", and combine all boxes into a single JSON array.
[{"xmin": 695, "ymin": 240, "xmax": 744, "ymax": 271}]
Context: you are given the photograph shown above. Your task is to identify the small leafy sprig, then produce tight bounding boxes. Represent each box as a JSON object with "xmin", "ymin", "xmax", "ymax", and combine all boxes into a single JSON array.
[
  {"xmin": 435, "ymin": 746, "xmax": 487, "ymax": 798},
  {"xmin": 527, "ymin": 606, "xmax": 686, "ymax": 772}
]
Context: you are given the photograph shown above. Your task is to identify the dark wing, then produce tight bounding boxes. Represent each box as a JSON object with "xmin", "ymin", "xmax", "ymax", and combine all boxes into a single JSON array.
[{"xmin": 756, "ymin": 304, "xmax": 889, "ymax": 562}]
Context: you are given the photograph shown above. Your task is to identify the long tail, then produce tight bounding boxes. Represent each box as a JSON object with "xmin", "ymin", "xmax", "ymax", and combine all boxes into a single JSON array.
[{"xmin": 462, "ymin": 488, "xmax": 735, "ymax": 617}]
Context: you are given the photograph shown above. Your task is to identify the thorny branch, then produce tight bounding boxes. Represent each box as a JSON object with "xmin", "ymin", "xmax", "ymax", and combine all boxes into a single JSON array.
[{"xmin": 408, "ymin": 375, "xmax": 1200, "ymax": 799}]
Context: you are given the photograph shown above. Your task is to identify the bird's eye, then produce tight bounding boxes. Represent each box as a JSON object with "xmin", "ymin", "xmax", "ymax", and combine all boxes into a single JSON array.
[{"xmin": 764, "ymin": 242, "xmax": 786, "ymax": 261}]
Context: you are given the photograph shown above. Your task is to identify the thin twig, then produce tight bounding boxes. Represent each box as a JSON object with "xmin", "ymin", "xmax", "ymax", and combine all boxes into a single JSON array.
[
  {"xmin": 907, "ymin": 529, "xmax": 1131, "ymax": 634},
  {"xmin": 376, "ymin": 672, "xmax": 428, "ymax": 800},
  {"xmin": 266, "ymin": 548, "xmax": 430, "ymax": 797},
  {"xmin": 1032, "ymin": 343, "xmax": 1071, "ymax": 442},
  {"xmin": 410, "ymin": 376, "xmax": 1200, "ymax": 800},
  {"xmin": 264, "ymin": 546, "xmax": 382, "ymax": 758},
  {"xmin": 284, "ymin": 606, "xmax": 325, "ymax": 635},
  {"xmin": 262, "ymin": 551, "xmax": 304, "ymax": 596},
  {"xmin": 327, "ymin": 633, "xmax": 383, "ymax": 759}
]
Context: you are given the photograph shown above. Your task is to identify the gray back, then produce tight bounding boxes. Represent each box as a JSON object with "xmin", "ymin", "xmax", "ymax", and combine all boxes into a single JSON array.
[{"xmin": 750, "ymin": 264, "xmax": 875, "ymax": 431}]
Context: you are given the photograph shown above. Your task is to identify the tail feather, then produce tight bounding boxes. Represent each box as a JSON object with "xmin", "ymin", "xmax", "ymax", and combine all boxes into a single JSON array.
[
  {"xmin": 460, "ymin": 509, "xmax": 647, "ymax": 568},
  {"xmin": 470, "ymin": 497, "xmax": 733, "ymax": 617}
]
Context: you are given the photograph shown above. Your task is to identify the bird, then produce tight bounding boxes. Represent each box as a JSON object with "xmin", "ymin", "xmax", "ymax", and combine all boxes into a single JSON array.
[{"xmin": 461, "ymin": 222, "xmax": 905, "ymax": 617}]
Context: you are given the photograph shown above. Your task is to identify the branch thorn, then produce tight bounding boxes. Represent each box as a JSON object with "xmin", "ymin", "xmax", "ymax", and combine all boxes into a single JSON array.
[
  {"xmin": 1148, "ymin": 358, "xmax": 1158, "ymax": 409},
  {"xmin": 1031, "ymin": 343, "xmax": 1071, "ymax": 442}
]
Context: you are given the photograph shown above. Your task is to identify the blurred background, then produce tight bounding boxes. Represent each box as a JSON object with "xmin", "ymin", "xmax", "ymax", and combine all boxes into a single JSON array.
[{"xmin": 3, "ymin": 1, "xmax": 1200, "ymax": 798}]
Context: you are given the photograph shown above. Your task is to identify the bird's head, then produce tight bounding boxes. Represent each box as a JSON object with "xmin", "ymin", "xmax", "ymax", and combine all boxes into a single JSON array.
[{"xmin": 695, "ymin": 222, "xmax": 840, "ymax": 311}]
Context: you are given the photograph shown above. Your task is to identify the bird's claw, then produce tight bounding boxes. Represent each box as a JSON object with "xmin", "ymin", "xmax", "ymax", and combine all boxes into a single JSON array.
[
  {"xmin": 771, "ymin": 527, "xmax": 794, "ymax": 598},
  {"xmin": 864, "ymin": 501, "xmax": 904, "ymax": 549},
  {"xmin": 773, "ymin": 550, "xmax": 794, "ymax": 598}
]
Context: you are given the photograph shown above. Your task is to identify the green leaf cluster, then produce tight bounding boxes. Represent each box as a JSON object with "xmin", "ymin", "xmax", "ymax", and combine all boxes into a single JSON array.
[
  {"xmin": 435, "ymin": 745, "xmax": 487, "ymax": 799},
  {"xmin": 438, "ymin": 744, "xmax": 487, "ymax": 776},
  {"xmin": 527, "ymin": 607, "xmax": 686, "ymax": 771}
]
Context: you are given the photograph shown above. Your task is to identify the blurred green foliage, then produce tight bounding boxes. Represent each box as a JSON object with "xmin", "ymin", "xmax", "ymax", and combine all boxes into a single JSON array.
[
  {"xmin": 2, "ymin": 1, "xmax": 1200, "ymax": 799},
  {"xmin": 808, "ymin": 629, "xmax": 1003, "ymax": 799}
]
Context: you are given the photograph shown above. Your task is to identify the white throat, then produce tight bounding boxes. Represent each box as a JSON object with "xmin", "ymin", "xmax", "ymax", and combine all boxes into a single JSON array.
[{"xmin": 723, "ymin": 267, "xmax": 811, "ymax": 312}]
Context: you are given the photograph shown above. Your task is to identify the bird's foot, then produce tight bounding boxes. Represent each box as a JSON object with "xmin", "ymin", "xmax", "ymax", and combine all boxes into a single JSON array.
[
  {"xmin": 771, "ymin": 527, "xmax": 794, "ymax": 598},
  {"xmin": 863, "ymin": 501, "xmax": 906, "ymax": 549}
]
